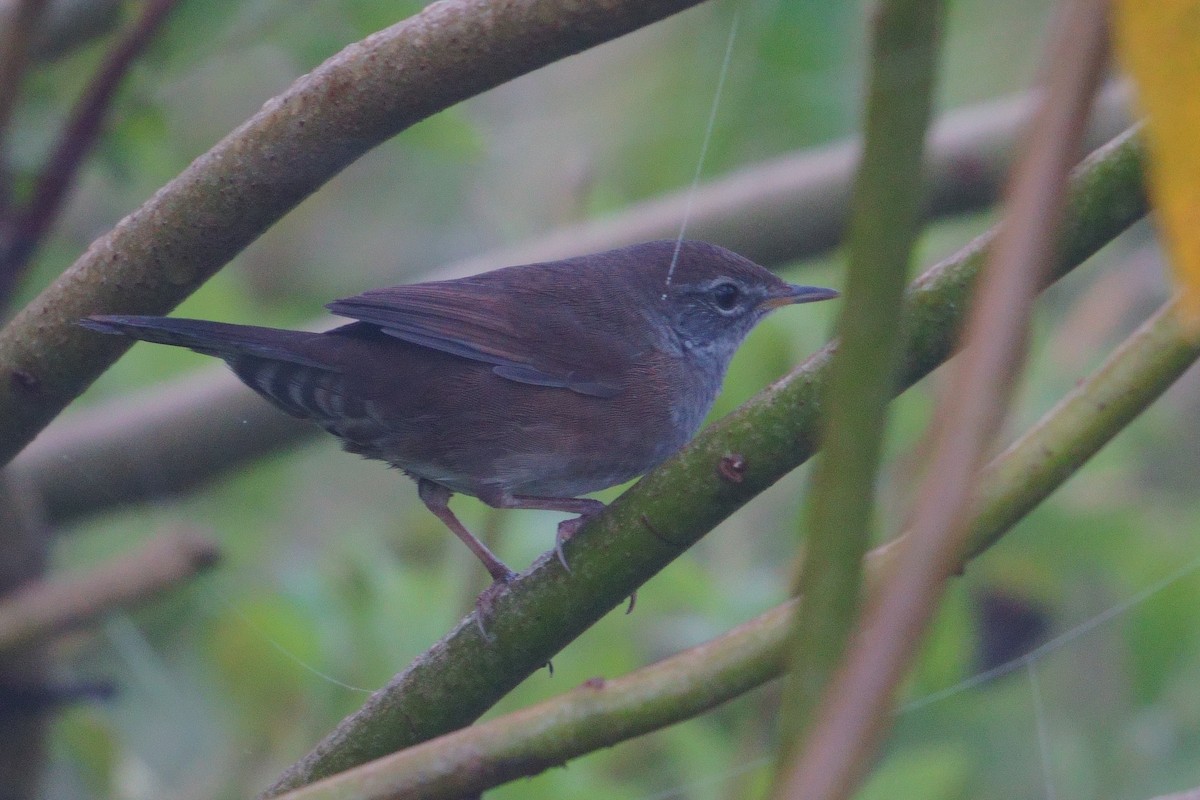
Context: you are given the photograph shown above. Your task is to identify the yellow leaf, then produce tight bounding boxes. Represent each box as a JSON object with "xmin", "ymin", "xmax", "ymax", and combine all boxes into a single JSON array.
[{"xmin": 1113, "ymin": 1, "xmax": 1200, "ymax": 334}]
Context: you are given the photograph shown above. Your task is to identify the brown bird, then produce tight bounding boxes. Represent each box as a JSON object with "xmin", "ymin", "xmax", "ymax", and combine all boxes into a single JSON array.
[{"xmin": 82, "ymin": 240, "xmax": 837, "ymax": 600}]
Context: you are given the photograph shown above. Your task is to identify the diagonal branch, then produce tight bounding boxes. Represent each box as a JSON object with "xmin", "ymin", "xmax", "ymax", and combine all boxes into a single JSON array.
[
  {"xmin": 0, "ymin": 528, "xmax": 219, "ymax": 655},
  {"xmin": 0, "ymin": 0, "xmax": 707, "ymax": 471},
  {"xmin": 262, "ymin": 126, "xmax": 1148, "ymax": 797}
]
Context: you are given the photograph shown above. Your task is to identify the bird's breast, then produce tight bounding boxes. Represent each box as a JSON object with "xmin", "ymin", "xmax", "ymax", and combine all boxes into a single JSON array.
[{"xmin": 482, "ymin": 350, "xmax": 721, "ymax": 497}]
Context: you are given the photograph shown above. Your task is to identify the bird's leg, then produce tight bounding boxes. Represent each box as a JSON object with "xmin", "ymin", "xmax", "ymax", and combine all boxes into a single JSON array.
[
  {"xmin": 484, "ymin": 493, "xmax": 607, "ymax": 571},
  {"xmin": 417, "ymin": 478, "xmax": 517, "ymax": 599},
  {"xmin": 418, "ymin": 479, "xmax": 519, "ymax": 636}
]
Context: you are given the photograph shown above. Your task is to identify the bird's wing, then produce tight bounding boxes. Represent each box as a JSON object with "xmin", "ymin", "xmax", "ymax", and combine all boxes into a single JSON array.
[{"xmin": 326, "ymin": 279, "xmax": 631, "ymax": 398}]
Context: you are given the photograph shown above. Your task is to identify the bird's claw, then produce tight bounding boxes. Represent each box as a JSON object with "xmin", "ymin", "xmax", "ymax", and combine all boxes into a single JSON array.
[{"xmin": 555, "ymin": 515, "xmax": 592, "ymax": 572}]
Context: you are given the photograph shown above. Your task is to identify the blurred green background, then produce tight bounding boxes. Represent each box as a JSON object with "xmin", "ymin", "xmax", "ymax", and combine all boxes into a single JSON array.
[{"xmin": 17, "ymin": 0, "xmax": 1197, "ymax": 798}]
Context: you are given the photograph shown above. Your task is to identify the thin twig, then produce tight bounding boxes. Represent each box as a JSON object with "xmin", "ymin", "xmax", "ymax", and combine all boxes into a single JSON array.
[
  {"xmin": 0, "ymin": 0, "xmax": 183, "ymax": 303},
  {"xmin": 0, "ymin": 528, "xmax": 220, "ymax": 655},
  {"xmin": 779, "ymin": 2, "xmax": 1110, "ymax": 798}
]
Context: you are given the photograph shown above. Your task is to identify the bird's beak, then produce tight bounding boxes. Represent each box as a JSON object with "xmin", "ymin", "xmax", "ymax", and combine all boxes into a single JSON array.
[{"xmin": 760, "ymin": 284, "xmax": 840, "ymax": 311}]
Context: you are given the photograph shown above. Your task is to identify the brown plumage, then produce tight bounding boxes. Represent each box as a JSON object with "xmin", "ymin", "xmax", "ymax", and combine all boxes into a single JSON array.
[{"xmin": 81, "ymin": 240, "xmax": 838, "ymax": 595}]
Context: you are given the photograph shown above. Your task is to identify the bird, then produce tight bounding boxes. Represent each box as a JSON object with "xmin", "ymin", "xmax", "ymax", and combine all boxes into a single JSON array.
[{"xmin": 81, "ymin": 240, "xmax": 837, "ymax": 601}]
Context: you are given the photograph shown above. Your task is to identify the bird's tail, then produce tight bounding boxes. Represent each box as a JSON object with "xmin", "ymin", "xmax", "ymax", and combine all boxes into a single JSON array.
[{"xmin": 80, "ymin": 315, "xmax": 328, "ymax": 369}]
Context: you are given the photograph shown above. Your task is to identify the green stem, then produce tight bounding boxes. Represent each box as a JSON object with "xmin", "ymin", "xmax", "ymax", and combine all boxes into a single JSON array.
[
  {"xmin": 781, "ymin": 3, "xmax": 1110, "ymax": 792},
  {"xmin": 776, "ymin": 0, "xmax": 945, "ymax": 772}
]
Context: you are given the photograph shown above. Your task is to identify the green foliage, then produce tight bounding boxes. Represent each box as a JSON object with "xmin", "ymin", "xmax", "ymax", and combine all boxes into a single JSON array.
[{"xmin": 859, "ymin": 744, "xmax": 972, "ymax": 800}]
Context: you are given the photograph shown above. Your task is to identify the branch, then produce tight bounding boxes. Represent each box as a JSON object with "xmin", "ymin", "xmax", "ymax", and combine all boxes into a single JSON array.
[
  {"xmin": 781, "ymin": 1, "xmax": 1110, "ymax": 796},
  {"xmin": 0, "ymin": 0, "xmax": 707, "ymax": 471},
  {"xmin": 0, "ymin": 0, "xmax": 183, "ymax": 299},
  {"xmin": 262, "ymin": 127, "xmax": 1149, "ymax": 796},
  {"xmin": 268, "ymin": 297, "xmax": 1200, "ymax": 800},
  {"xmin": 0, "ymin": 528, "xmax": 219, "ymax": 655},
  {"xmin": 273, "ymin": 601, "xmax": 797, "ymax": 800},
  {"xmin": 10, "ymin": 85, "xmax": 1133, "ymax": 528},
  {"xmin": 439, "ymin": 82, "xmax": 1131, "ymax": 277},
  {"xmin": 11, "ymin": 366, "xmax": 313, "ymax": 523}
]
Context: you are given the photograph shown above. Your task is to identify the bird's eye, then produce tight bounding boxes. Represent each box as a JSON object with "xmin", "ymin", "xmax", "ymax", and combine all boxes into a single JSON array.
[{"xmin": 712, "ymin": 282, "xmax": 740, "ymax": 311}]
